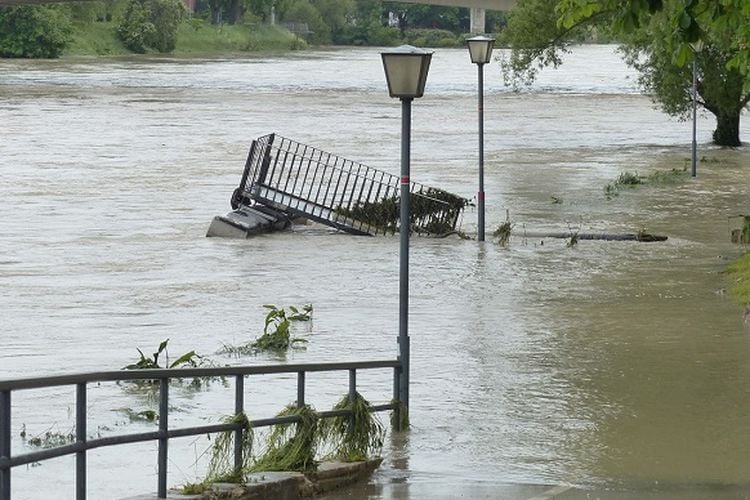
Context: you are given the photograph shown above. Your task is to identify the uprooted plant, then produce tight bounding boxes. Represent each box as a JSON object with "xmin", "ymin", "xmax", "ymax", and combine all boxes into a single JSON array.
[
  {"xmin": 205, "ymin": 412, "xmax": 255, "ymax": 483},
  {"xmin": 252, "ymin": 404, "xmax": 320, "ymax": 473},
  {"xmin": 319, "ymin": 393, "xmax": 385, "ymax": 462},
  {"xmin": 493, "ymin": 210, "xmax": 514, "ymax": 247},
  {"xmin": 122, "ymin": 338, "xmax": 223, "ymax": 390},
  {"xmin": 220, "ymin": 304, "xmax": 313, "ymax": 356}
]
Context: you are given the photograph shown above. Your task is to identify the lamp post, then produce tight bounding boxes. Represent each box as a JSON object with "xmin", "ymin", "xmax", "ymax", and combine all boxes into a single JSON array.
[
  {"xmin": 467, "ymin": 35, "xmax": 495, "ymax": 241},
  {"xmin": 690, "ymin": 40, "xmax": 704, "ymax": 178},
  {"xmin": 381, "ymin": 45, "xmax": 432, "ymax": 423}
]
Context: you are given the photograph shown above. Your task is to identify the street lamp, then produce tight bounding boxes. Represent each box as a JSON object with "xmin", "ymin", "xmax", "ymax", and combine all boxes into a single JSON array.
[
  {"xmin": 690, "ymin": 40, "xmax": 704, "ymax": 178},
  {"xmin": 381, "ymin": 45, "xmax": 432, "ymax": 425},
  {"xmin": 467, "ymin": 35, "xmax": 495, "ymax": 241}
]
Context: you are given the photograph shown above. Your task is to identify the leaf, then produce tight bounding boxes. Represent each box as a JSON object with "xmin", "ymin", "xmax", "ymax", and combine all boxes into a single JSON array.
[{"xmin": 169, "ymin": 350, "xmax": 199, "ymax": 368}]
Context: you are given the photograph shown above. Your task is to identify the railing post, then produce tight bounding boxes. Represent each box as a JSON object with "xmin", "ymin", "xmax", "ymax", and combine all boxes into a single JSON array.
[
  {"xmin": 1, "ymin": 391, "xmax": 10, "ymax": 500},
  {"xmin": 392, "ymin": 366, "xmax": 402, "ymax": 432},
  {"xmin": 76, "ymin": 383, "xmax": 87, "ymax": 500},
  {"xmin": 158, "ymin": 378, "xmax": 169, "ymax": 499},
  {"xmin": 296, "ymin": 372, "xmax": 305, "ymax": 408},
  {"xmin": 234, "ymin": 375, "xmax": 244, "ymax": 474},
  {"xmin": 348, "ymin": 369, "xmax": 357, "ymax": 435}
]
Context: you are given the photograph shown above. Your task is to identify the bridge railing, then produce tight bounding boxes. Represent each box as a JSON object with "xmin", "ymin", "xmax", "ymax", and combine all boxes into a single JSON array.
[
  {"xmin": 233, "ymin": 133, "xmax": 467, "ymax": 236},
  {"xmin": 0, "ymin": 360, "xmax": 401, "ymax": 500}
]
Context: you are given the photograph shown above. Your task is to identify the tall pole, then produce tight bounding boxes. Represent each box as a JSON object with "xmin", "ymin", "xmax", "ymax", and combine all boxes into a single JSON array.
[
  {"xmin": 477, "ymin": 62, "xmax": 486, "ymax": 242},
  {"xmin": 691, "ymin": 56, "xmax": 698, "ymax": 178},
  {"xmin": 399, "ymin": 97, "xmax": 412, "ymax": 416}
]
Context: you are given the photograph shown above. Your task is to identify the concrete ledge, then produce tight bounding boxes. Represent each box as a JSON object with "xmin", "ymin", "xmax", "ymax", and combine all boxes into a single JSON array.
[{"xmin": 125, "ymin": 459, "xmax": 382, "ymax": 500}]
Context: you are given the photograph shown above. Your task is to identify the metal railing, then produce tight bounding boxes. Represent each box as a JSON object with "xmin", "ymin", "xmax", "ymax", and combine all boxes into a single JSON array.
[
  {"xmin": 232, "ymin": 133, "xmax": 466, "ymax": 236},
  {"xmin": 0, "ymin": 360, "xmax": 401, "ymax": 500}
]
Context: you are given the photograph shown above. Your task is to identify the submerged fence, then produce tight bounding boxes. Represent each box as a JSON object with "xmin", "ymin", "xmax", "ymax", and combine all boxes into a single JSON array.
[
  {"xmin": 230, "ymin": 133, "xmax": 467, "ymax": 236},
  {"xmin": 0, "ymin": 360, "xmax": 401, "ymax": 500}
]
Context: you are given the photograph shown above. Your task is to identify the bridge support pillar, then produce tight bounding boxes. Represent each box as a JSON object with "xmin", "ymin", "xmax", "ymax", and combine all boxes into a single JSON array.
[{"xmin": 470, "ymin": 8, "xmax": 486, "ymax": 34}]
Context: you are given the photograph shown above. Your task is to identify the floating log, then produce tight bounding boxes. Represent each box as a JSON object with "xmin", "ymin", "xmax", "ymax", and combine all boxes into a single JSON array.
[{"xmin": 520, "ymin": 232, "xmax": 668, "ymax": 242}]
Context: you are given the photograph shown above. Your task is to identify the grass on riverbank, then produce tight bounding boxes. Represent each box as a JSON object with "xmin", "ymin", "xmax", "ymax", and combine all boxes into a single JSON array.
[
  {"xmin": 63, "ymin": 19, "xmax": 305, "ymax": 57},
  {"xmin": 725, "ymin": 251, "xmax": 750, "ymax": 304}
]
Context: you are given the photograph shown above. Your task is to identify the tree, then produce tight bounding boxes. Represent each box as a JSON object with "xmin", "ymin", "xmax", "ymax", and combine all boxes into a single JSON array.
[
  {"xmin": 0, "ymin": 5, "xmax": 71, "ymax": 58},
  {"xmin": 502, "ymin": 0, "xmax": 749, "ymax": 146},
  {"xmin": 117, "ymin": 0, "xmax": 183, "ymax": 53}
]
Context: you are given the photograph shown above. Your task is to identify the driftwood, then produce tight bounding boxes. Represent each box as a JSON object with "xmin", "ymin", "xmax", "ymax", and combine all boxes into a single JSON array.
[{"xmin": 521, "ymin": 232, "xmax": 668, "ymax": 242}]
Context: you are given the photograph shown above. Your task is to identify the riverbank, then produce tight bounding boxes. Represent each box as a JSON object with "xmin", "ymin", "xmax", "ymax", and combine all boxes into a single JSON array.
[
  {"xmin": 725, "ymin": 250, "xmax": 750, "ymax": 304},
  {"xmin": 66, "ymin": 19, "xmax": 306, "ymax": 56}
]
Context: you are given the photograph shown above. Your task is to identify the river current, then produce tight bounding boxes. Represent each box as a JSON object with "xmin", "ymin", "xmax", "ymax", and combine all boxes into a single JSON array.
[{"xmin": 2, "ymin": 45, "xmax": 750, "ymax": 498}]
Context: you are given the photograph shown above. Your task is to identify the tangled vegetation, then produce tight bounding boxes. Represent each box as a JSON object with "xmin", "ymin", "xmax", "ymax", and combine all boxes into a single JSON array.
[
  {"xmin": 493, "ymin": 210, "xmax": 514, "ymax": 247},
  {"xmin": 220, "ymin": 304, "xmax": 312, "ymax": 355},
  {"xmin": 725, "ymin": 251, "xmax": 750, "ymax": 304},
  {"xmin": 184, "ymin": 391, "xmax": 386, "ymax": 490},
  {"xmin": 252, "ymin": 404, "xmax": 319, "ymax": 473},
  {"xmin": 335, "ymin": 189, "xmax": 468, "ymax": 236},
  {"xmin": 604, "ymin": 168, "xmax": 689, "ymax": 199},
  {"xmin": 320, "ymin": 393, "xmax": 385, "ymax": 462}
]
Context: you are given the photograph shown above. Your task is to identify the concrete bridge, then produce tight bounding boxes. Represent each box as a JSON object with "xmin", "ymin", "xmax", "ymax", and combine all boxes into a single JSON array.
[{"xmin": 395, "ymin": 0, "xmax": 517, "ymax": 32}]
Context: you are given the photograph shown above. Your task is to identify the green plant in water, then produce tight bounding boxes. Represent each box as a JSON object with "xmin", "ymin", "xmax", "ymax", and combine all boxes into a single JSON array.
[
  {"xmin": 116, "ymin": 407, "xmax": 158, "ymax": 422},
  {"xmin": 493, "ymin": 210, "xmax": 514, "ymax": 247},
  {"xmin": 550, "ymin": 195, "xmax": 563, "ymax": 204},
  {"xmin": 123, "ymin": 338, "xmax": 201, "ymax": 370},
  {"xmin": 252, "ymin": 404, "xmax": 319, "ymax": 473},
  {"xmin": 24, "ymin": 425, "xmax": 75, "ymax": 448},
  {"xmin": 220, "ymin": 305, "xmax": 312, "ymax": 355},
  {"xmin": 122, "ymin": 338, "xmax": 223, "ymax": 389},
  {"xmin": 646, "ymin": 166, "xmax": 689, "ymax": 184},
  {"xmin": 615, "ymin": 171, "xmax": 643, "ymax": 186},
  {"xmin": 319, "ymin": 393, "xmax": 385, "ymax": 462}
]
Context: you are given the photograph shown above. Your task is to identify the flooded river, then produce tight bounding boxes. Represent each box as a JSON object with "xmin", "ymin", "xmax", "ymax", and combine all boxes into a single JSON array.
[{"xmin": 2, "ymin": 45, "xmax": 750, "ymax": 498}]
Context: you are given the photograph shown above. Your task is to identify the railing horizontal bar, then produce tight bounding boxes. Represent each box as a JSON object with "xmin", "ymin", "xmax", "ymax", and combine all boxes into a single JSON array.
[
  {"xmin": 2, "ymin": 401, "xmax": 396, "ymax": 472},
  {"xmin": 85, "ymin": 431, "xmax": 162, "ymax": 451},
  {"xmin": 0, "ymin": 360, "xmax": 401, "ymax": 391},
  {"xmin": 4, "ymin": 442, "xmax": 84, "ymax": 467},
  {"xmin": 167, "ymin": 423, "xmax": 240, "ymax": 439}
]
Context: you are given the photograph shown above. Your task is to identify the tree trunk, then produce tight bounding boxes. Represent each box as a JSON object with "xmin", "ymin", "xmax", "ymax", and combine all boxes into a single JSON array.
[{"xmin": 713, "ymin": 110, "xmax": 742, "ymax": 147}]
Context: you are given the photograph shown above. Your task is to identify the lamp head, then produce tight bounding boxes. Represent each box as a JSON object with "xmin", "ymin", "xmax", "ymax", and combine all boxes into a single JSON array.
[
  {"xmin": 381, "ymin": 45, "xmax": 433, "ymax": 99},
  {"xmin": 467, "ymin": 35, "xmax": 496, "ymax": 65}
]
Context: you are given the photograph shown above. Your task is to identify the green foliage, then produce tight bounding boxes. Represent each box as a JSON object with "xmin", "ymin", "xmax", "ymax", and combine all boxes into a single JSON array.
[
  {"xmin": 0, "ymin": 5, "xmax": 72, "ymax": 58},
  {"xmin": 181, "ymin": 482, "xmax": 210, "ymax": 495},
  {"xmin": 493, "ymin": 210, "xmax": 514, "ymax": 247},
  {"xmin": 725, "ymin": 251, "xmax": 750, "ymax": 304},
  {"xmin": 335, "ymin": 189, "xmax": 468, "ymax": 236},
  {"xmin": 123, "ymin": 338, "xmax": 202, "ymax": 370},
  {"xmin": 319, "ymin": 393, "xmax": 384, "ymax": 462},
  {"xmin": 404, "ymin": 28, "xmax": 462, "ymax": 48},
  {"xmin": 117, "ymin": 0, "xmax": 184, "ymax": 53},
  {"xmin": 281, "ymin": 0, "xmax": 330, "ymax": 44},
  {"xmin": 174, "ymin": 21, "xmax": 306, "ymax": 53},
  {"xmin": 252, "ymin": 404, "xmax": 319, "ymax": 473},
  {"xmin": 23, "ymin": 425, "xmax": 75, "ymax": 448},
  {"xmin": 604, "ymin": 168, "xmax": 688, "ymax": 199},
  {"xmin": 503, "ymin": 0, "xmax": 750, "ymax": 146},
  {"xmin": 206, "ymin": 412, "xmax": 254, "ymax": 482},
  {"xmin": 117, "ymin": 407, "xmax": 159, "ymax": 422},
  {"xmin": 66, "ymin": 20, "xmax": 128, "ymax": 55},
  {"xmin": 220, "ymin": 304, "xmax": 312, "ymax": 355}
]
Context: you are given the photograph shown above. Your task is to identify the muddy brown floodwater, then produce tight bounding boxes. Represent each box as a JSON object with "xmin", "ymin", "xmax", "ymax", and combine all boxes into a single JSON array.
[{"xmin": 1, "ymin": 45, "xmax": 750, "ymax": 499}]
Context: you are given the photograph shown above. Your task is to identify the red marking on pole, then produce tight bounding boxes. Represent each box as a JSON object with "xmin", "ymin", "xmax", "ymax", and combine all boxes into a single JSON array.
[
  {"xmin": 478, "ymin": 192, "xmax": 485, "ymax": 201},
  {"xmin": 401, "ymin": 176, "xmax": 410, "ymax": 185}
]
